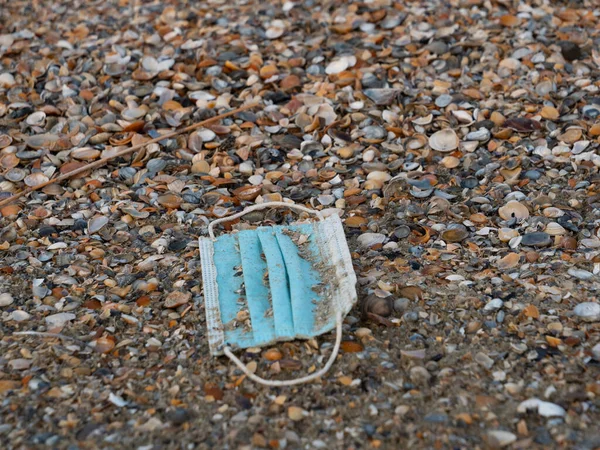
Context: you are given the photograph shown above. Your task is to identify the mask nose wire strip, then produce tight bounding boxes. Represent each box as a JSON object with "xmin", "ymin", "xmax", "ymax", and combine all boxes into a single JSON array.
[
  {"xmin": 223, "ymin": 311, "xmax": 343, "ymax": 387},
  {"xmin": 208, "ymin": 201, "xmax": 325, "ymax": 239}
]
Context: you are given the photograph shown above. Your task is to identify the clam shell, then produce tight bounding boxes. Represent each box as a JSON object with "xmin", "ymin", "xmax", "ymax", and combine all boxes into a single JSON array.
[
  {"xmin": 26, "ymin": 111, "xmax": 46, "ymax": 126},
  {"xmin": 543, "ymin": 207, "xmax": 564, "ymax": 218},
  {"xmin": 440, "ymin": 223, "xmax": 469, "ymax": 242},
  {"xmin": 24, "ymin": 172, "xmax": 49, "ymax": 187},
  {"xmin": 429, "ymin": 129, "xmax": 459, "ymax": 152},
  {"xmin": 545, "ymin": 222, "xmax": 566, "ymax": 235},
  {"xmin": 405, "ymin": 134, "xmax": 428, "ymax": 150},
  {"xmin": 498, "ymin": 201, "xmax": 529, "ymax": 220},
  {"xmin": 71, "ymin": 147, "xmax": 101, "ymax": 161},
  {"xmin": 412, "ymin": 114, "xmax": 433, "ymax": 125},
  {"xmin": 5, "ymin": 168, "xmax": 27, "ymax": 182},
  {"xmin": 0, "ymin": 135, "xmax": 12, "ymax": 148}
]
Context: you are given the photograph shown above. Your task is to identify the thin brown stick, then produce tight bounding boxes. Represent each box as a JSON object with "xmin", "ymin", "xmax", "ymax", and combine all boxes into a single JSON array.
[{"xmin": 0, "ymin": 102, "xmax": 260, "ymax": 207}]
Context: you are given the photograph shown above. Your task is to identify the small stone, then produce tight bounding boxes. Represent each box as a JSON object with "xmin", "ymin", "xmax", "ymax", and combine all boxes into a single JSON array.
[
  {"xmin": 409, "ymin": 366, "xmax": 431, "ymax": 385},
  {"xmin": 288, "ymin": 406, "xmax": 306, "ymax": 421},
  {"xmin": 568, "ymin": 268, "xmax": 593, "ymax": 280},
  {"xmin": 164, "ymin": 291, "xmax": 191, "ymax": 308},
  {"xmin": 520, "ymin": 232, "xmax": 551, "ymax": 248},
  {"xmin": 423, "ymin": 412, "xmax": 448, "ymax": 423},
  {"xmin": 9, "ymin": 359, "xmax": 31, "ymax": 370},
  {"xmin": 573, "ymin": 302, "xmax": 600, "ymax": 322},
  {"xmin": 517, "ymin": 398, "xmax": 566, "ymax": 417},
  {"xmin": 0, "ymin": 293, "xmax": 14, "ymax": 307},
  {"xmin": 484, "ymin": 298, "xmax": 503, "ymax": 312},
  {"xmin": 475, "ymin": 352, "xmax": 495, "ymax": 369},
  {"xmin": 11, "ymin": 310, "xmax": 30, "ymax": 322},
  {"xmin": 486, "ymin": 430, "xmax": 517, "ymax": 448},
  {"xmin": 166, "ymin": 408, "xmax": 192, "ymax": 425},
  {"xmin": 45, "ymin": 312, "xmax": 76, "ymax": 328}
]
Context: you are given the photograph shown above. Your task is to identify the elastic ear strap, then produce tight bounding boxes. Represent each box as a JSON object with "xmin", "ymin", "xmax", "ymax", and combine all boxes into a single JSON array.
[
  {"xmin": 223, "ymin": 312, "xmax": 343, "ymax": 387},
  {"xmin": 208, "ymin": 201, "xmax": 325, "ymax": 239}
]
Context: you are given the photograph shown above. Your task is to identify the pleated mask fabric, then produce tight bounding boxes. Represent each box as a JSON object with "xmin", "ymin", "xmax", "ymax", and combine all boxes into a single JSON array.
[{"xmin": 199, "ymin": 209, "xmax": 357, "ymax": 357}]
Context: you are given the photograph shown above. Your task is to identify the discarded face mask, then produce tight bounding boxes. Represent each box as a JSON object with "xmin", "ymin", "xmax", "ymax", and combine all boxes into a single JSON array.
[{"xmin": 199, "ymin": 202, "xmax": 357, "ymax": 386}]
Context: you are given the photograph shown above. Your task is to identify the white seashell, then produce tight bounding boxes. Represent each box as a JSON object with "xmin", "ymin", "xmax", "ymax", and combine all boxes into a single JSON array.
[
  {"xmin": 545, "ymin": 222, "xmax": 566, "ymax": 235},
  {"xmin": 26, "ymin": 111, "xmax": 46, "ymax": 126},
  {"xmin": 543, "ymin": 207, "xmax": 564, "ymax": 218},
  {"xmin": 451, "ymin": 110, "xmax": 473, "ymax": 123},
  {"xmin": 412, "ymin": 114, "xmax": 433, "ymax": 125},
  {"xmin": 498, "ymin": 201, "xmax": 529, "ymax": 220},
  {"xmin": 326, "ymin": 59, "xmax": 349, "ymax": 75},
  {"xmin": 429, "ymin": 129, "xmax": 459, "ymax": 152}
]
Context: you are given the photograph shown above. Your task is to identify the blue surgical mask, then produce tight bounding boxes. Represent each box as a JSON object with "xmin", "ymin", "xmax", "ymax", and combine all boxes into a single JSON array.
[{"xmin": 199, "ymin": 202, "xmax": 357, "ymax": 386}]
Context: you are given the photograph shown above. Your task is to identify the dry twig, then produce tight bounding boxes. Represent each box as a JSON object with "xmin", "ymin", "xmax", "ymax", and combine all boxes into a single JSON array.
[{"xmin": 0, "ymin": 102, "xmax": 260, "ymax": 207}]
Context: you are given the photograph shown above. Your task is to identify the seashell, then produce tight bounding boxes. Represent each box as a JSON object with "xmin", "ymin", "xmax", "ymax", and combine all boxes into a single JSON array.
[
  {"xmin": 451, "ymin": 110, "xmax": 473, "ymax": 123},
  {"xmin": 361, "ymin": 294, "xmax": 393, "ymax": 317},
  {"xmin": 0, "ymin": 134, "xmax": 12, "ymax": 149},
  {"xmin": 412, "ymin": 114, "xmax": 433, "ymax": 125},
  {"xmin": 5, "ymin": 168, "xmax": 27, "ymax": 182},
  {"xmin": 232, "ymin": 185, "xmax": 262, "ymax": 201},
  {"xmin": 545, "ymin": 222, "xmax": 566, "ymax": 235},
  {"xmin": 188, "ymin": 130, "xmax": 203, "ymax": 152},
  {"xmin": 71, "ymin": 147, "xmax": 101, "ymax": 161},
  {"xmin": 405, "ymin": 134, "xmax": 428, "ymax": 150},
  {"xmin": 121, "ymin": 106, "xmax": 148, "ymax": 121},
  {"xmin": 0, "ymin": 153, "xmax": 19, "ymax": 169},
  {"xmin": 498, "ymin": 201, "xmax": 529, "ymax": 220},
  {"xmin": 25, "ymin": 133, "xmax": 59, "ymax": 149},
  {"xmin": 24, "ymin": 172, "xmax": 49, "ymax": 187},
  {"xmin": 325, "ymin": 58, "xmax": 349, "ymax": 75},
  {"xmin": 94, "ymin": 337, "xmax": 116, "ymax": 354},
  {"xmin": 429, "ymin": 129, "xmax": 459, "ymax": 152},
  {"xmin": 88, "ymin": 216, "xmax": 109, "ymax": 233},
  {"xmin": 157, "ymin": 194, "xmax": 182, "ymax": 209},
  {"xmin": 109, "ymin": 132, "xmax": 134, "ymax": 146},
  {"xmin": 440, "ymin": 223, "xmax": 469, "ymax": 242},
  {"xmin": 543, "ymin": 207, "xmax": 564, "ymax": 218},
  {"xmin": 26, "ymin": 111, "xmax": 46, "ymax": 126},
  {"xmin": 498, "ymin": 228, "xmax": 519, "ymax": 242},
  {"xmin": 197, "ymin": 129, "xmax": 216, "ymax": 142},
  {"xmin": 497, "ymin": 252, "xmax": 520, "ymax": 270},
  {"xmin": 357, "ymin": 233, "xmax": 386, "ymax": 248},
  {"xmin": 441, "ymin": 156, "xmax": 460, "ymax": 168},
  {"xmin": 1, "ymin": 204, "xmax": 21, "ymax": 217}
]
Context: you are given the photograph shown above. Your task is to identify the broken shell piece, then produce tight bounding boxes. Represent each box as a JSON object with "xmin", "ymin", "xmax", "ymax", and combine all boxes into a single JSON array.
[
  {"xmin": 498, "ymin": 201, "xmax": 529, "ymax": 221},
  {"xmin": 429, "ymin": 129, "xmax": 459, "ymax": 152}
]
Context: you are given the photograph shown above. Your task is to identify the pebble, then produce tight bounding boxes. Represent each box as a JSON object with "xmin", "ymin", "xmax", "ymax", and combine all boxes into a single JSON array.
[
  {"xmin": 573, "ymin": 303, "xmax": 600, "ymax": 322},
  {"xmin": 567, "ymin": 268, "xmax": 593, "ymax": 280},
  {"xmin": 0, "ymin": 293, "xmax": 14, "ymax": 307},
  {"xmin": 517, "ymin": 398, "xmax": 566, "ymax": 418},
  {"xmin": 486, "ymin": 430, "xmax": 517, "ymax": 448},
  {"xmin": 45, "ymin": 313, "xmax": 76, "ymax": 328},
  {"xmin": 475, "ymin": 352, "xmax": 495, "ymax": 369},
  {"xmin": 520, "ymin": 232, "xmax": 551, "ymax": 248}
]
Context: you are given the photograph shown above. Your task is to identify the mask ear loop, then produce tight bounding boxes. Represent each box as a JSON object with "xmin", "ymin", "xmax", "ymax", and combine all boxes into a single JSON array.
[
  {"xmin": 208, "ymin": 201, "xmax": 325, "ymax": 239},
  {"xmin": 208, "ymin": 202, "xmax": 341, "ymax": 386},
  {"xmin": 223, "ymin": 311, "xmax": 342, "ymax": 386}
]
